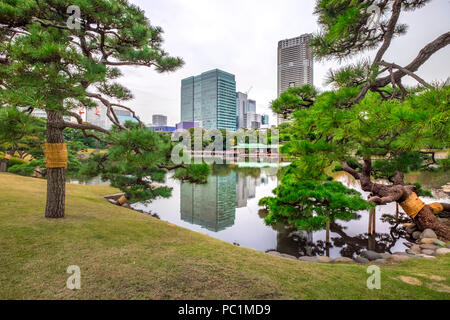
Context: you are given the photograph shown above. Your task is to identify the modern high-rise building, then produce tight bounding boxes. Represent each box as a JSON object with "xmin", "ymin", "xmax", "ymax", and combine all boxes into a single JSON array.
[
  {"xmin": 152, "ymin": 114, "xmax": 167, "ymax": 126},
  {"xmin": 277, "ymin": 33, "xmax": 314, "ymax": 125},
  {"xmin": 181, "ymin": 69, "xmax": 237, "ymax": 131},
  {"xmin": 235, "ymin": 93, "xmax": 264, "ymax": 130},
  {"xmin": 236, "ymin": 92, "xmax": 248, "ymax": 130}
]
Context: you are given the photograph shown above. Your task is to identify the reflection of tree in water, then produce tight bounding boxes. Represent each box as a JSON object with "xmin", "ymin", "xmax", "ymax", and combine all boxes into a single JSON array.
[{"xmin": 260, "ymin": 209, "xmax": 409, "ymax": 258}]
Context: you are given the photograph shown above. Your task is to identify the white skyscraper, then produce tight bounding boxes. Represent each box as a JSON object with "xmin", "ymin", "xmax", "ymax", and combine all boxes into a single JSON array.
[{"xmin": 277, "ymin": 33, "xmax": 314, "ymax": 125}]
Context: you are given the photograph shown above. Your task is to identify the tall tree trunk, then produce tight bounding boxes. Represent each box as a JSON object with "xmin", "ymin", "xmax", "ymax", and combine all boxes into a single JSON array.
[
  {"xmin": 45, "ymin": 111, "xmax": 65, "ymax": 219},
  {"xmin": 0, "ymin": 149, "xmax": 15, "ymax": 172}
]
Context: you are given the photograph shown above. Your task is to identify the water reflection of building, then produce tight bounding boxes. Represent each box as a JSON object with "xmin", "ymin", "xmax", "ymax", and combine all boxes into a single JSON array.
[
  {"xmin": 180, "ymin": 172, "xmax": 237, "ymax": 231},
  {"xmin": 236, "ymin": 173, "xmax": 264, "ymax": 208}
]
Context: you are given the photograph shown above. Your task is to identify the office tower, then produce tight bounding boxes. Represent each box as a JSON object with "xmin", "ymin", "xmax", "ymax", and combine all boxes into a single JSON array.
[
  {"xmin": 261, "ymin": 114, "xmax": 269, "ymax": 125},
  {"xmin": 277, "ymin": 33, "xmax": 313, "ymax": 125},
  {"xmin": 236, "ymin": 93, "xmax": 263, "ymax": 130},
  {"xmin": 152, "ymin": 114, "xmax": 167, "ymax": 126},
  {"xmin": 236, "ymin": 92, "xmax": 248, "ymax": 130},
  {"xmin": 181, "ymin": 69, "xmax": 237, "ymax": 131}
]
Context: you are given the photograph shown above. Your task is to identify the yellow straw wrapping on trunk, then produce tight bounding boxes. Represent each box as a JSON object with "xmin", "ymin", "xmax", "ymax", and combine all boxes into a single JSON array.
[
  {"xmin": 117, "ymin": 195, "xmax": 127, "ymax": 205},
  {"xmin": 399, "ymin": 192, "xmax": 425, "ymax": 219},
  {"xmin": 44, "ymin": 143, "xmax": 68, "ymax": 168},
  {"xmin": 429, "ymin": 202, "xmax": 444, "ymax": 214}
]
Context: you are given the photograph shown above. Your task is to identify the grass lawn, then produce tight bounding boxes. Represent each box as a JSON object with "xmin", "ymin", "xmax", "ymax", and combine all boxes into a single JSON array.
[{"xmin": 0, "ymin": 173, "xmax": 449, "ymax": 300}]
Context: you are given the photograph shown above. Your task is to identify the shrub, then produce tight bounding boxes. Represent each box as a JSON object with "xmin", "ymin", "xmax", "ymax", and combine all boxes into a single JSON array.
[{"xmin": 7, "ymin": 157, "xmax": 28, "ymax": 167}]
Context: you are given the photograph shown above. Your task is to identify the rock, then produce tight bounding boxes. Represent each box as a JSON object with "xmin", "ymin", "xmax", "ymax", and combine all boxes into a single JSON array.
[
  {"xmin": 332, "ymin": 257, "xmax": 354, "ymax": 264},
  {"xmin": 405, "ymin": 225, "xmax": 417, "ymax": 234},
  {"xmin": 388, "ymin": 255, "xmax": 410, "ymax": 263},
  {"xmin": 419, "ymin": 243, "xmax": 438, "ymax": 250},
  {"xmin": 420, "ymin": 229, "xmax": 437, "ymax": 239},
  {"xmin": 411, "ymin": 231, "xmax": 422, "ymax": 240},
  {"xmin": 108, "ymin": 199, "xmax": 117, "ymax": 205},
  {"xmin": 267, "ymin": 251, "xmax": 282, "ymax": 257},
  {"xmin": 420, "ymin": 238, "xmax": 437, "ymax": 244},
  {"xmin": 407, "ymin": 245, "xmax": 421, "ymax": 255},
  {"xmin": 433, "ymin": 239, "xmax": 446, "ymax": 247},
  {"xmin": 435, "ymin": 248, "xmax": 450, "ymax": 256},
  {"xmin": 421, "ymin": 249, "xmax": 435, "ymax": 256},
  {"xmin": 393, "ymin": 251, "xmax": 408, "ymax": 256},
  {"xmin": 373, "ymin": 259, "xmax": 387, "ymax": 264},
  {"xmin": 360, "ymin": 250, "xmax": 382, "ymax": 261},
  {"xmin": 437, "ymin": 217, "xmax": 448, "ymax": 223},
  {"xmin": 354, "ymin": 256, "xmax": 370, "ymax": 264},
  {"xmin": 122, "ymin": 203, "xmax": 131, "ymax": 209},
  {"xmin": 298, "ymin": 256, "xmax": 318, "ymax": 262},
  {"xmin": 280, "ymin": 253, "xmax": 298, "ymax": 260},
  {"xmin": 417, "ymin": 254, "xmax": 435, "ymax": 260},
  {"xmin": 316, "ymin": 256, "xmax": 332, "ymax": 263},
  {"xmin": 380, "ymin": 253, "xmax": 391, "ymax": 259},
  {"xmin": 447, "ymin": 244, "xmax": 450, "ymax": 249}
]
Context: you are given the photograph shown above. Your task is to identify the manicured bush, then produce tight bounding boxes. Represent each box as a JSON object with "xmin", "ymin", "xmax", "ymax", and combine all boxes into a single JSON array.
[{"xmin": 7, "ymin": 157, "xmax": 28, "ymax": 167}]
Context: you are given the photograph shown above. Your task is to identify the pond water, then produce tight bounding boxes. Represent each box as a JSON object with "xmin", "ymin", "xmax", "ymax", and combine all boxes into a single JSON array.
[{"xmin": 132, "ymin": 165, "xmax": 450, "ymax": 259}]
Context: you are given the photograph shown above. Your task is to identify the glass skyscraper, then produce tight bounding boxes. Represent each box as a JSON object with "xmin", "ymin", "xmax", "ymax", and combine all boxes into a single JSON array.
[{"xmin": 181, "ymin": 69, "xmax": 237, "ymax": 131}]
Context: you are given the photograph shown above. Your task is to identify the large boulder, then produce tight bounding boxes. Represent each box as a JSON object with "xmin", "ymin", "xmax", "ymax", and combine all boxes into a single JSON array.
[{"xmin": 360, "ymin": 250, "xmax": 382, "ymax": 261}]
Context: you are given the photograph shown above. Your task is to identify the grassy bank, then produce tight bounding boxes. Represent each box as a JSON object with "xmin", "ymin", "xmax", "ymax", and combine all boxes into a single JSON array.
[{"xmin": 0, "ymin": 173, "xmax": 449, "ymax": 299}]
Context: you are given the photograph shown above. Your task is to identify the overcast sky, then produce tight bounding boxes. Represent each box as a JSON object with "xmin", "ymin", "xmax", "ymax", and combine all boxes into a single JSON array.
[{"xmin": 117, "ymin": 0, "xmax": 450, "ymax": 126}]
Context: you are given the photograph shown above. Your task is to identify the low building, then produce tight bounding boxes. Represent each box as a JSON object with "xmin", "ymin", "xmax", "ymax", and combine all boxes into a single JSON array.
[
  {"xmin": 176, "ymin": 121, "xmax": 200, "ymax": 132},
  {"xmin": 147, "ymin": 125, "xmax": 176, "ymax": 133}
]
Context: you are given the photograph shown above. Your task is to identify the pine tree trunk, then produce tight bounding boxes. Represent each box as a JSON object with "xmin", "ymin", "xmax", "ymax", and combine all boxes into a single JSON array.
[
  {"xmin": 0, "ymin": 159, "xmax": 7, "ymax": 172},
  {"xmin": 0, "ymin": 149, "xmax": 15, "ymax": 172},
  {"xmin": 45, "ymin": 111, "xmax": 66, "ymax": 219},
  {"xmin": 414, "ymin": 205, "xmax": 450, "ymax": 240}
]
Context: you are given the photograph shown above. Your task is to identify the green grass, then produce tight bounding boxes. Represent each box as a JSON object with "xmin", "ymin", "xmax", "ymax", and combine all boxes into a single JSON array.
[{"xmin": 0, "ymin": 173, "xmax": 449, "ymax": 300}]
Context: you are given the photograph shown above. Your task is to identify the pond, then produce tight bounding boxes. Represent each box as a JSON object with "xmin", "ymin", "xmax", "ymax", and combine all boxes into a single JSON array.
[{"xmin": 132, "ymin": 165, "xmax": 450, "ymax": 259}]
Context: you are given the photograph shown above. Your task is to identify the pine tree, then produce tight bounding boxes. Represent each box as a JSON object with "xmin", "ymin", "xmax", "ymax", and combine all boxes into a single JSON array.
[
  {"xmin": 0, "ymin": 0, "xmax": 184, "ymax": 218},
  {"xmin": 268, "ymin": 0, "xmax": 450, "ymax": 239}
]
